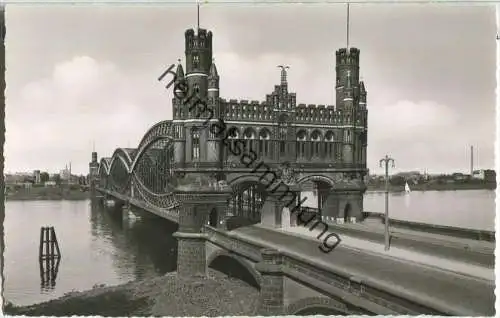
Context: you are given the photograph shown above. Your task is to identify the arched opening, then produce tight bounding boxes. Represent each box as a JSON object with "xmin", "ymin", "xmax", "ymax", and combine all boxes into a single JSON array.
[
  {"xmin": 208, "ymin": 255, "xmax": 260, "ymax": 289},
  {"xmin": 209, "ymin": 207, "xmax": 218, "ymax": 227},
  {"xmin": 295, "ymin": 307, "xmax": 348, "ymax": 315},
  {"xmin": 312, "ymin": 180, "xmax": 331, "ymax": 215},
  {"xmin": 344, "ymin": 203, "xmax": 352, "ymax": 222},
  {"xmin": 227, "ymin": 182, "xmax": 267, "ymax": 230}
]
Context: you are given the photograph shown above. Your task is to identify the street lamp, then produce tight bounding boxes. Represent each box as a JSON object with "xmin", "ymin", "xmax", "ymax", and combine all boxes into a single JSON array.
[{"xmin": 379, "ymin": 155, "xmax": 395, "ymax": 251}]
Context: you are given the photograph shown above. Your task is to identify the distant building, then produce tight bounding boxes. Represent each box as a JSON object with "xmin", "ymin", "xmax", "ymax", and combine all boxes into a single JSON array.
[
  {"xmin": 472, "ymin": 169, "xmax": 496, "ymax": 182},
  {"xmin": 33, "ymin": 170, "xmax": 41, "ymax": 184},
  {"xmin": 452, "ymin": 172, "xmax": 468, "ymax": 181},
  {"xmin": 60, "ymin": 165, "xmax": 70, "ymax": 181},
  {"xmin": 45, "ymin": 181, "xmax": 56, "ymax": 187},
  {"xmin": 22, "ymin": 182, "xmax": 32, "ymax": 189}
]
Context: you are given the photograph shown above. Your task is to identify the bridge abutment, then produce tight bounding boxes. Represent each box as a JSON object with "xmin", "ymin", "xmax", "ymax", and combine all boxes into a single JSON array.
[
  {"xmin": 174, "ymin": 187, "xmax": 231, "ymax": 277},
  {"xmin": 255, "ymin": 248, "xmax": 285, "ymax": 315}
]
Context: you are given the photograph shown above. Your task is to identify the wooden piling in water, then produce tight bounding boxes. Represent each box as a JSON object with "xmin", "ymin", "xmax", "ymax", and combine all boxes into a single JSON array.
[
  {"xmin": 39, "ymin": 226, "xmax": 61, "ymax": 290},
  {"xmin": 39, "ymin": 226, "xmax": 61, "ymax": 261}
]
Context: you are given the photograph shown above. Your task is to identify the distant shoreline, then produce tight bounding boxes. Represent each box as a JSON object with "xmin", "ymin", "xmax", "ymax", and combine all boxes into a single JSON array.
[
  {"xmin": 366, "ymin": 182, "xmax": 496, "ymax": 193},
  {"xmin": 5, "ymin": 186, "xmax": 90, "ymax": 201}
]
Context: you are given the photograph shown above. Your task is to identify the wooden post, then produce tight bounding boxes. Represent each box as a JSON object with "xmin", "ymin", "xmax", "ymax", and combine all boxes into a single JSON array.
[
  {"xmin": 39, "ymin": 226, "xmax": 61, "ymax": 290},
  {"xmin": 39, "ymin": 226, "xmax": 61, "ymax": 260}
]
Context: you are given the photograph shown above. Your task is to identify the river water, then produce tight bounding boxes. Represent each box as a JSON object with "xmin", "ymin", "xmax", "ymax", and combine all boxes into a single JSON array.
[{"xmin": 3, "ymin": 189, "xmax": 496, "ymax": 306}]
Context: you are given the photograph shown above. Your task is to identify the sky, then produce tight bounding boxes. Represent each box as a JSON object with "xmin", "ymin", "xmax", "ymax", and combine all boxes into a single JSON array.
[{"xmin": 4, "ymin": 3, "xmax": 497, "ymax": 175}]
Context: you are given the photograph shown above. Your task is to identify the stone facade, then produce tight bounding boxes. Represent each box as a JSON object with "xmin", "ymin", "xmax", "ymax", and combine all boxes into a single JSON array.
[{"xmin": 170, "ymin": 26, "xmax": 368, "ymax": 224}]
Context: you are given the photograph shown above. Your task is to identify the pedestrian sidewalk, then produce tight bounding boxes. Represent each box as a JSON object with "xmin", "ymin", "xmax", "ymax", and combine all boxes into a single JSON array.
[
  {"xmin": 334, "ymin": 221, "xmax": 495, "ymax": 253},
  {"xmin": 259, "ymin": 224, "xmax": 494, "ymax": 282}
]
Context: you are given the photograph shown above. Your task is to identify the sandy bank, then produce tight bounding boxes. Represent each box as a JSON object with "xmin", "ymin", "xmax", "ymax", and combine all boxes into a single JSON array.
[{"xmin": 5, "ymin": 270, "xmax": 259, "ymax": 317}]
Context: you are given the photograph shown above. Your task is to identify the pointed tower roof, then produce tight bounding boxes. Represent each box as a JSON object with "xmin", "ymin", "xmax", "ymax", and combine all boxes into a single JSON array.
[
  {"xmin": 175, "ymin": 59, "xmax": 184, "ymax": 79},
  {"xmin": 360, "ymin": 80, "xmax": 366, "ymax": 94},
  {"xmin": 209, "ymin": 61, "xmax": 219, "ymax": 78}
]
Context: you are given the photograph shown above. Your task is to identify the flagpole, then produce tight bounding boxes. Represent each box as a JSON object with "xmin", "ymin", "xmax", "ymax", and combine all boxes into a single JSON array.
[{"xmin": 346, "ymin": 2, "xmax": 350, "ymax": 49}]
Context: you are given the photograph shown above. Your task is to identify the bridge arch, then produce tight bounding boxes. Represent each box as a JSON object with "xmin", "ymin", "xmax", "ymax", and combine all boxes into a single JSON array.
[
  {"xmin": 129, "ymin": 135, "xmax": 174, "ymax": 174},
  {"xmin": 107, "ymin": 152, "xmax": 132, "ymax": 193},
  {"xmin": 98, "ymin": 158, "xmax": 111, "ymax": 175},
  {"xmin": 207, "ymin": 250, "xmax": 261, "ymax": 289},
  {"xmin": 227, "ymin": 176, "xmax": 269, "ymax": 229},
  {"xmin": 108, "ymin": 148, "xmax": 133, "ymax": 173},
  {"xmin": 228, "ymin": 174, "xmax": 273, "ymax": 188},
  {"xmin": 297, "ymin": 175, "xmax": 335, "ymax": 188},
  {"xmin": 286, "ymin": 297, "xmax": 350, "ymax": 315},
  {"xmin": 135, "ymin": 120, "xmax": 172, "ymax": 151}
]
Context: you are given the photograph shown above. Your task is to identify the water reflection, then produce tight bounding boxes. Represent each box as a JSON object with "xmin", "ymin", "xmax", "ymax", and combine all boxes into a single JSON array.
[
  {"xmin": 5, "ymin": 200, "xmax": 179, "ymax": 306},
  {"xmin": 88, "ymin": 201, "xmax": 178, "ymax": 280},
  {"xmin": 39, "ymin": 257, "xmax": 60, "ymax": 292}
]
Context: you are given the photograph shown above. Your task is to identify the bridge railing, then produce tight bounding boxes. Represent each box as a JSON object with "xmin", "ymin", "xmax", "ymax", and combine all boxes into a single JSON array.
[{"xmin": 203, "ymin": 224, "xmax": 454, "ymax": 315}]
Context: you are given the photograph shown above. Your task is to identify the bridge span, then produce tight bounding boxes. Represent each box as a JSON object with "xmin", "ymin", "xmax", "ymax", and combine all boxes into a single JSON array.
[{"xmin": 94, "ymin": 187, "xmax": 494, "ymax": 316}]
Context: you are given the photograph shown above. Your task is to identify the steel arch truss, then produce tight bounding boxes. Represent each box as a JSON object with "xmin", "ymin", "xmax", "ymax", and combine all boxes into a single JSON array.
[
  {"xmin": 99, "ymin": 120, "xmax": 180, "ymax": 211},
  {"xmin": 130, "ymin": 135, "xmax": 178, "ymax": 209},
  {"xmin": 107, "ymin": 150, "xmax": 132, "ymax": 193}
]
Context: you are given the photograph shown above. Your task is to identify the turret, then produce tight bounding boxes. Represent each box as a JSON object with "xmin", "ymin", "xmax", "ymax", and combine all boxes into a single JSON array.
[
  {"xmin": 208, "ymin": 61, "xmax": 219, "ymax": 100},
  {"xmin": 335, "ymin": 47, "xmax": 360, "ymax": 107},
  {"xmin": 173, "ymin": 61, "xmax": 185, "ymax": 119},
  {"xmin": 184, "ymin": 28, "xmax": 213, "ymax": 102},
  {"xmin": 359, "ymin": 80, "xmax": 367, "ymax": 108},
  {"xmin": 277, "ymin": 65, "xmax": 290, "ymax": 109},
  {"xmin": 174, "ymin": 61, "xmax": 185, "ymax": 96}
]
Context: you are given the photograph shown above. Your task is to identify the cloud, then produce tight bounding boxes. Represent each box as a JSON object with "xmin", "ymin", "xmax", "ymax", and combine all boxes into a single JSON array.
[
  {"xmin": 5, "ymin": 56, "xmax": 157, "ymax": 174},
  {"xmin": 366, "ymin": 99, "xmax": 481, "ymax": 174}
]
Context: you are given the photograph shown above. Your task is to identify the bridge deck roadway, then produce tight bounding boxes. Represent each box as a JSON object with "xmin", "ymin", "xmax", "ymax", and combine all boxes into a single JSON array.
[
  {"xmin": 230, "ymin": 225, "xmax": 495, "ymax": 316},
  {"xmin": 322, "ymin": 221, "xmax": 495, "ymax": 267}
]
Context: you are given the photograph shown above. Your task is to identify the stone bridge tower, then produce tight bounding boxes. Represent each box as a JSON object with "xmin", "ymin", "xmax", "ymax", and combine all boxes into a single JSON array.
[
  {"xmin": 89, "ymin": 151, "xmax": 99, "ymax": 195},
  {"xmin": 172, "ymin": 28, "xmax": 222, "ymax": 168}
]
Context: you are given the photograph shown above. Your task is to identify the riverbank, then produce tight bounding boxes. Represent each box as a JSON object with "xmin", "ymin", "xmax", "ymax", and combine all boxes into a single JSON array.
[
  {"xmin": 367, "ymin": 182, "xmax": 496, "ymax": 192},
  {"xmin": 5, "ymin": 187, "xmax": 89, "ymax": 201},
  {"xmin": 4, "ymin": 270, "xmax": 259, "ymax": 317}
]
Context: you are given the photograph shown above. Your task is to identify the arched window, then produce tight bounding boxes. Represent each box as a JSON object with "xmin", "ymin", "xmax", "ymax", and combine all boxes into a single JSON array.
[
  {"xmin": 192, "ymin": 128, "xmax": 200, "ymax": 160},
  {"xmin": 243, "ymin": 128, "xmax": 256, "ymax": 153},
  {"xmin": 279, "ymin": 125, "xmax": 287, "ymax": 156},
  {"xmin": 259, "ymin": 129, "xmax": 271, "ymax": 158},
  {"xmin": 296, "ymin": 130, "xmax": 307, "ymax": 159},
  {"xmin": 193, "ymin": 55, "xmax": 200, "ymax": 68},
  {"xmin": 324, "ymin": 131, "xmax": 335, "ymax": 158},
  {"xmin": 311, "ymin": 130, "xmax": 322, "ymax": 158}
]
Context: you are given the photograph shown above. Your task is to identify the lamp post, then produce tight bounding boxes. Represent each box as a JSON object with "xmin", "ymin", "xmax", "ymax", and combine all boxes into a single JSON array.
[{"xmin": 379, "ymin": 155, "xmax": 395, "ymax": 251}]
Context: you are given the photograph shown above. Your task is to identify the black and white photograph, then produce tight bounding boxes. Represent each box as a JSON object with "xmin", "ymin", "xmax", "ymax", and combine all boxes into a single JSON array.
[{"xmin": 0, "ymin": 1, "xmax": 496, "ymax": 316}]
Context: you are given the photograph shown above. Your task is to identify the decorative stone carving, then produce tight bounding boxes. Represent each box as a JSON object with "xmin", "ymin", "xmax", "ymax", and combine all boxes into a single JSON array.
[
  {"xmin": 278, "ymin": 162, "xmax": 298, "ymax": 185},
  {"xmin": 331, "ymin": 173, "xmax": 344, "ymax": 182}
]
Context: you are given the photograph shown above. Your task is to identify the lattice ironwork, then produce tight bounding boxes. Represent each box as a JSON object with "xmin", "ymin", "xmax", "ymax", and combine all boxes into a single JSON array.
[
  {"xmin": 135, "ymin": 120, "xmax": 174, "ymax": 154},
  {"xmin": 131, "ymin": 177, "xmax": 180, "ymax": 210},
  {"xmin": 132, "ymin": 137, "xmax": 175, "ymax": 194},
  {"xmin": 107, "ymin": 153, "xmax": 130, "ymax": 193}
]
